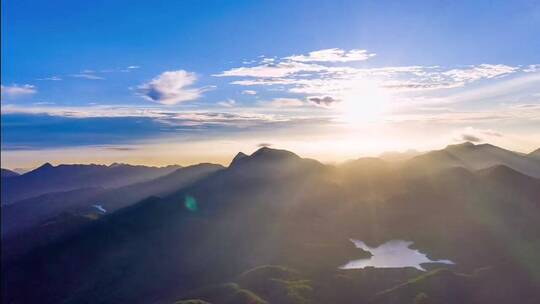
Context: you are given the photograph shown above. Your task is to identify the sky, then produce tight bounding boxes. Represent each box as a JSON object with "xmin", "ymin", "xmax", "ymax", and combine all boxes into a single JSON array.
[{"xmin": 2, "ymin": 0, "xmax": 540, "ymax": 168}]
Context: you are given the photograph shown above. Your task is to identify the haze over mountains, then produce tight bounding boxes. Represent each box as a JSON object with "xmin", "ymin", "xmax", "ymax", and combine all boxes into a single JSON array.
[
  {"xmin": 1, "ymin": 163, "xmax": 182, "ymax": 204},
  {"xmin": 405, "ymin": 142, "xmax": 540, "ymax": 178},
  {"xmin": 1, "ymin": 142, "xmax": 540, "ymax": 304}
]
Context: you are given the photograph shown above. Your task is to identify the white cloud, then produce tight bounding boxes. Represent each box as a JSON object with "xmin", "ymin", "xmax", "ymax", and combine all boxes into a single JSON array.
[
  {"xmin": 443, "ymin": 64, "xmax": 518, "ymax": 83},
  {"xmin": 70, "ymin": 73, "xmax": 105, "ymax": 80},
  {"xmin": 137, "ymin": 70, "xmax": 206, "ymax": 105},
  {"xmin": 523, "ymin": 64, "xmax": 540, "ymax": 73},
  {"xmin": 242, "ymin": 90, "xmax": 257, "ymax": 95},
  {"xmin": 216, "ymin": 60, "xmax": 533, "ymax": 121},
  {"xmin": 120, "ymin": 65, "xmax": 141, "ymax": 72},
  {"xmin": 218, "ymin": 99, "xmax": 236, "ymax": 107},
  {"xmin": 267, "ymin": 98, "xmax": 305, "ymax": 107},
  {"xmin": 214, "ymin": 61, "xmax": 326, "ymax": 78},
  {"xmin": 37, "ymin": 76, "xmax": 62, "ymax": 81},
  {"xmin": 285, "ymin": 48, "xmax": 375, "ymax": 62},
  {"xmin": 216, "ymin": 51, "xmax": 523, "ymax": 107},
  {"xmin": 1, "ymin": 84, "xmax": 37, "ymax": 97}
]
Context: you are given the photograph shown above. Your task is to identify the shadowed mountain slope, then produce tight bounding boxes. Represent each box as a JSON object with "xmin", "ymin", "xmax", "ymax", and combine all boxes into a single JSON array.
[
  {"xmin": 530, "ymin": 147, "xmax": 540, "ymax": 159},
  {"xmin": 1, "ymin": 163, "xmax": 224, "ymax": 260},
  {"xmin": 1, "ymin": 168, "xmax": 20, "ymax": 178}
]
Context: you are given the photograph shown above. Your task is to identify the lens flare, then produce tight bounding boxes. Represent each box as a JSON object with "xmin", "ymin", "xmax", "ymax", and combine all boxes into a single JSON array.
[{"xmin": 184, "ymin": 195, "xmax": 198, "ymax": 212}]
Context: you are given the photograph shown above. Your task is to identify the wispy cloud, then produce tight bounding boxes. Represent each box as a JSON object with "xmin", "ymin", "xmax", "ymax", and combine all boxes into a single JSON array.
[
  {"xmin": 36, "ymin": 76, "xmax": 62, "ymax": 81},
  {"xmin": 215, "ymin": 49, "xmax": 529, "ymax": 112},
  {"xmin": 285, "ymin": 48, "xmax": 375, "ymax": 62},
  {"xmin": 442, "ymin": 72, "xmax": 540, "ymax": 104},
  {"xmin": 69, "ymin": 73, "xmax": 105, "ymax": 80},
  {"xmin": 454, "ymin": 126, "xmax": 503, "ymax": 143},
  {"xmin": 1, "ymin": 104, "xmax": 166, "ymax": 118},
  {"xmin": 105, "ymin": 146, "xmax": 139, "ymax": 151},
  {"xmin": 523, "ymin": 64, "xmax": 540, "ymax": 73},
  {"xmin": 266, "ymin": 98, "xmax": 305, "ymax": 107},
  {"xmin": 1, "ymin": 106, "xmax": 335, "ymax": 153},
  {"xmin": 119, "ymin": 65, "xmax": 142, "ymax": 72},
  {"xmin": 218, "ymin": 98, "xmax": 236, "ymax": 107},
  {"xmin": 241, "ymin": 90, "xmax": 257, "ymax": 95},
  {"xmin": 1, "ymin": 84, "xmax": 37, "ymax": 97},
  {"xmin": 137, "ymin": 70, "xmax": 207, "ymax": 105},
  {"xmin": 1, "ymin": 103, "xmax": 325, "ymax": 127},
  {"xmin": 215, "ymin": 61, "xmax": 327, "ymax": 78},
  {"xmin": 442, "ymin": 64, "xmax": 517, "ymax": 83},
  {"xmin": 389, "ymin": 105, "xmax": 540, "ymax": 124}
]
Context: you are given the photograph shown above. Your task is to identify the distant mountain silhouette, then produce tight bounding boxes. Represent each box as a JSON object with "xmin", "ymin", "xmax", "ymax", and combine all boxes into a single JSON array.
[
  {"xmin": 404, "ymin": 141, "xmax": 540, "ymax": 178},
  {"xmin": 1, "ymin": 163, "xmax": 182, "ymax": 204},
  {"xmin": 0, "ymin": 168, "xmax": 20, "ymax": 178},
  {"xmin": 230, "ymin": 152, "xmax": 248, "ymax": 166}
]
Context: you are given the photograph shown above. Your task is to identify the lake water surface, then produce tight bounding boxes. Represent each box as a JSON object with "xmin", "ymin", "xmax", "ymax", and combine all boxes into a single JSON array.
[{"xmin": 340, "ymin": 239, "xmax": 454, "ymax": 271}]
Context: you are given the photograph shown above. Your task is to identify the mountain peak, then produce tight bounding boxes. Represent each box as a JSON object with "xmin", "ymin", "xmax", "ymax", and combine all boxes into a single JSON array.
[
  {"xmin": 38, "ymin": 162, "xmax": 54, "ymax": 170},
  {"xmin": 445, "ymin": 141, "xmax": 475, "ymax": 150},
  {"xmin": 250, "ymin": 146, "xmax": 299, "ymax": 160},
  {"xmin": 229, "ymin": 147, "xmax": 301, "ymax": 168},
  {"xmin": 229, "ymin": 152, "xmax": 248, "ymax": 167}
]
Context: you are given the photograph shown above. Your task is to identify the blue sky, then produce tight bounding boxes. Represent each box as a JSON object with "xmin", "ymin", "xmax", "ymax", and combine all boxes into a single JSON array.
[{"xmin": 2, "ymin": 0, "xmax": 540, "ymax": 167}]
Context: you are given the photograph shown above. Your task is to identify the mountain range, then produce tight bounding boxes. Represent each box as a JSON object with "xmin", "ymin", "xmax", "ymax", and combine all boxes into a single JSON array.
[
  {"xmin": 1, "ymin": 142, "xmax": 540, "ymax": 304},
  {"xmin": 1, "ymin": 163, "xmax": 182, "ymax": 204}
]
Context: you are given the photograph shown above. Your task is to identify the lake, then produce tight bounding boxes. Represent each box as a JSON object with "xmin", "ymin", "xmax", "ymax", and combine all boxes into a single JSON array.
[{"xmin": 340, "ymin": 239, "xmax": 454, "ymax": 271}]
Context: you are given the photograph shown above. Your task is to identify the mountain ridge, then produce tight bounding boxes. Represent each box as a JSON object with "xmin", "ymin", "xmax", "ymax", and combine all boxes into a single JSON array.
[
  {"xmin": 404, "ymin": 141, "xmax": 540, "ymax": 178},
  {"xmin": 1, "ymin": 163, "xmax": 182, "ymax": 204},
  {"xmin": 0, "ymin": 168, "xmax": 20, "ymax": 178}
]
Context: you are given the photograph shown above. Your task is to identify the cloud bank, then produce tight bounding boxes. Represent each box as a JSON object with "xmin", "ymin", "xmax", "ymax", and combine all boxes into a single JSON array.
[
  {"xmin": 213, "ymin": 48, "xmax": 534, "ymax": 112},
  {"xmin": 1, "ymin": 84, "xmax": 37, "ymax": 97}
]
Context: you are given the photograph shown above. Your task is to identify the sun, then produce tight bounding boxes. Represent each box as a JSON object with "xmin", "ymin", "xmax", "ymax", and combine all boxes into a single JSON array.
[{"xmin": 337, "ymin": 79, "xmax": 390, "ymax": 125}]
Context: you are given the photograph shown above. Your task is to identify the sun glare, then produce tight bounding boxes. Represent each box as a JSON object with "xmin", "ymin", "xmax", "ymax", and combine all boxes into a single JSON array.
[{"xmin": 337, "ymin": 79, "xmax": 391, "ymax": 125}]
